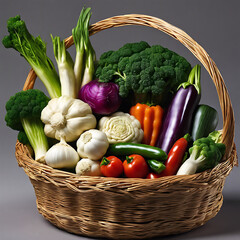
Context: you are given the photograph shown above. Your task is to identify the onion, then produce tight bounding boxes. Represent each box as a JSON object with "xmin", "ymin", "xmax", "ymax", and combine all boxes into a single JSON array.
[{"xmin": 78, "ymin": 79, "xmax": 122, "ymax": 115}]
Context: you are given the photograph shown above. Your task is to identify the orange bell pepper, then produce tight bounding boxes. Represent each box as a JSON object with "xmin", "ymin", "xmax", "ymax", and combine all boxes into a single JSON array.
[{"xmin": 130, "ymin": 103, "xmax": 164, "ymax": 146}]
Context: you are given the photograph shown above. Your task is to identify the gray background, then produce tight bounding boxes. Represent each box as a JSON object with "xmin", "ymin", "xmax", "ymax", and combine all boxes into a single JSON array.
[{"xmin": 0, "ymin": 0, "xmax": 239, "ymax": 239}]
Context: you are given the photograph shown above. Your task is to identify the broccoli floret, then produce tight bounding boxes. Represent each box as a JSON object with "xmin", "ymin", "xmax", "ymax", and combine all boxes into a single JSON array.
[
  {"xmin": 18, "ymin": 131, "xmax": 30, "ymax": 145},
  {"xmin": 208, "ymin": 130, "xmax": 223, "ymax": 143},
  {"xmin": 96, "ymin": 41, "xmax": 191, "ymax": 105},
  {"xmin": 2, "ymin": 15, "xmax": 61, "ymax": 98},
  {"xmin": 5, "ymin": 89, "xmax": 49, "ymax": 161},
  {"xmin": 177, "ymin": 137, "xmax": 226, "ymax": 175}
]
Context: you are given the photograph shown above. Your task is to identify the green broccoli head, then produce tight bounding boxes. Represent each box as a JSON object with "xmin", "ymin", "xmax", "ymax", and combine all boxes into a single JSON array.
[
  {"xmin": 5, "ymin": 89, "xmax": 49, "ymax": 161},
  {"xmin": 177, "ymin": 136, "xmax": 226, "ymax": 175},
  {"xmin": 96, "ymin": 41, "xmax": 191, "ymax": 104},
  {"xmin": 208, "ymin": 130, "xmax": 223, "ymax": 143},
  {"xmin": 189, "ymin": 137, "xmax": 226, "ymax": 172},
  {"xmin": 18, "ymin": 131, "xmax": 30, "ymax": 145},
  {"xmin": 5, "ymin": 89, "xmax": 49, "ymax": 131},
  {"xmin": 95, "ymin": 41, "xmax": 150, "ymax": 86}
]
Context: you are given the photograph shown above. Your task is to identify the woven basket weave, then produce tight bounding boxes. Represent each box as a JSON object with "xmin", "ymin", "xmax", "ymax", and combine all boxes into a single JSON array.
[{"xmin": 15, "ymin": 15, "xmax": 237, "ymax": 239}]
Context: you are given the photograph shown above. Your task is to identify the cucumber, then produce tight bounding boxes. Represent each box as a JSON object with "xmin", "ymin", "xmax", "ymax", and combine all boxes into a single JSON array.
[{"xmin": 191, "ymin": 104, "xmax": 219, "ymax": 141}]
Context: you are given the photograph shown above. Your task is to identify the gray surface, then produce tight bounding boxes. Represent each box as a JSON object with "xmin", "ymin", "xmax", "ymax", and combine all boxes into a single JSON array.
[{"xmin": 0, "ymin": 0, "xmax": 239, "ymax": 239}]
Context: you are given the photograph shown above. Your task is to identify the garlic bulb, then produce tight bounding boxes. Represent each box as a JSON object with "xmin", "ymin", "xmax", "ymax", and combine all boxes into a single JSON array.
[
  {"xmin": 77, "ymin": 129, "xmax": 109, "ymax": 160},
  {"xmin": 41, "ymin": 96, "xmax": 97, "ymax": 142},
  {"xmin": 98, "ymin": 112, "xmax": 143, "ymax": 143},
  {"xmin": 45, "ymin": 139, "xmax": 80, "ymax": 168},
  {"xmin": 75, "ymin": 158, "xmax": 102, "ymax": 176}
]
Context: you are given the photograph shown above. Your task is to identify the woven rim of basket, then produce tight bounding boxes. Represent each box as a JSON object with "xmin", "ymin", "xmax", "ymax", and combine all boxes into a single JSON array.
[
  {"xmin": 16, "ymin": 141, "xmax": 237, "ymax": 189},
  {"xmin": 20, "ymin": 14, "xmax": 237, "ymax": 184}
]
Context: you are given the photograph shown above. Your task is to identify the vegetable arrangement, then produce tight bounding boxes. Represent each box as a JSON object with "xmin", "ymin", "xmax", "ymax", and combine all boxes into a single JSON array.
[{"xmin": 3, "ymin": 8, "xmax": 225, "ymax": 180}]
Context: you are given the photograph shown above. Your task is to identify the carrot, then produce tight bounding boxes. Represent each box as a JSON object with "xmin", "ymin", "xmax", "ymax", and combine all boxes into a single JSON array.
[
  {"xmin": 130, "ymin": 103, "xmax": 148, "ymax": 127},
  {"xmin": 130, "ymin": 103, "xmax": 164, "ymax": 146},
  {"xmin": 150, "ymin": 105, "xmax": 164, "ymax": 146},
  {"xmin": 143, "ymin": 107, "xmax": 154, "ymax": 145}
]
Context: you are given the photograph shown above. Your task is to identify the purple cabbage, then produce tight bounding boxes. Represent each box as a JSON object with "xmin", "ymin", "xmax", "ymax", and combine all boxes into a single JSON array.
[{"xmin": 78, "ymin": 79, "xmax": 121, "ymax": 115}]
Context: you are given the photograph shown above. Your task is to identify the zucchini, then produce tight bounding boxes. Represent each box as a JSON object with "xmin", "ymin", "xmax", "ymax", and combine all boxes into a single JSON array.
[
  {"xmin": 107, "ymin": 143, "xmax": 167, "ymax": 162},
  {"xmin": 191, "ymin": 104, "xmax": 219, "ymax": 141}
]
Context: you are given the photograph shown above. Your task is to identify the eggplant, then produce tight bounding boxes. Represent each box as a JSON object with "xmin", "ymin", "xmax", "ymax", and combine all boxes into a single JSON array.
[{"xmin": 156, "ymin": 65, "xmax": 201, "ymax": 154}]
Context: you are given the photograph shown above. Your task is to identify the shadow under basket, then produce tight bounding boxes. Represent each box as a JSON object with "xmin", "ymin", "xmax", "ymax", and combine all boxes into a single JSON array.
[{"xmin": 15, "ymin": 14, "xmax": 238, "ymax": 239}]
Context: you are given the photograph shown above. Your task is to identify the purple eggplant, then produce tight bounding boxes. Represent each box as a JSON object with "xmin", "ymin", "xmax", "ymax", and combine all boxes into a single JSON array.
[{"xmin": 156, "ymin": 65, "xmax": 201, "ymax": 153}]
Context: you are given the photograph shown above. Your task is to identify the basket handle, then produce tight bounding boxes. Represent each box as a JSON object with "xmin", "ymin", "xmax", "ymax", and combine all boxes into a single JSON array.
[{"xmin": 23, "ymin": 14, "xmax": 235, "ymax": 159}]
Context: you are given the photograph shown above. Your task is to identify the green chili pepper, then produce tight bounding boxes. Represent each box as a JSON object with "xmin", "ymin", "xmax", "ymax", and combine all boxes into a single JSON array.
[
  {"xmin": 147, "ymin": 160, "xmax": 166, "ymax": 174},
  {"xmin": 107, "ymin": 143, "xmax": 167, "ymax": 162}
]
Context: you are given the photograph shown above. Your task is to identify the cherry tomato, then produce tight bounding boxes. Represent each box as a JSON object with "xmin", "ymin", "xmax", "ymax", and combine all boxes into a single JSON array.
[
  {"xmin": 146, "ymin": 172, "xmax": 161, "ymax": 179},
  {"xmin": 123, "ymin": 154, "xmax": 149, "ymax": 178},
  {"xmin": 100, "ymin": 156, "xmax": 123, "ymax": 177}
]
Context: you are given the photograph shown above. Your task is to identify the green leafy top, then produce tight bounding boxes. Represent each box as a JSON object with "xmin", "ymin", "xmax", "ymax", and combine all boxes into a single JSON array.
[
  {"xmin": 72, "ymin": 7, "xmax": 96, "ymax": 89},
  {"xmin": 2, "ymin": 15, "xmax": 61, "ymax": 98},
  {"xmin": 3, "ymin": 15, "xmax": 54, "ymax": 72}
]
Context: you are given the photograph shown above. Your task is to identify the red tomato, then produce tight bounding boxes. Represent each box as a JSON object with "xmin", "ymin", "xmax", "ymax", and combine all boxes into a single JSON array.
[
  {"xmin": 123, "ymin": 154, "xmax": 149, "ymax": 178},
  {"xmin": 146, "ymin": 172, "xmax": 161, "ymax": 179},
  {"xmin": 100, "ymin": 156, "xmax": 123, "ymax": 177}
]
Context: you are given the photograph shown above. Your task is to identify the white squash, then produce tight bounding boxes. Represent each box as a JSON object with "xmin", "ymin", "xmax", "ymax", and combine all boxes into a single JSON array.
[{"xmin": 41, "ymin": 96, "xmax": 96, "ymax": 142}]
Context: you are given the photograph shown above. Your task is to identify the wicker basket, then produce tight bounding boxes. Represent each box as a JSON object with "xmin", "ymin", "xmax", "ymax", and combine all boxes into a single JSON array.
[{"xmin": 15, "ymin": 15, "xmax": 237, "ymax": 239}]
